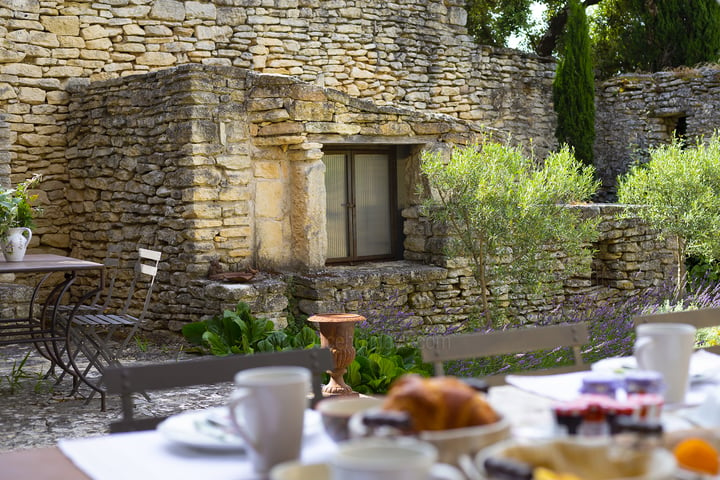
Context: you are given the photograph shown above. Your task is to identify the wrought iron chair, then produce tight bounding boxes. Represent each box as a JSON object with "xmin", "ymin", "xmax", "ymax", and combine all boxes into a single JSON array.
[
  {"xmin": 57, "ymin": 244, "xmax": 122, "ymax": 316},
  {"xmin": 103, "ymin": 348, "xmax": 334, "ymax": 433},
  {"xmin": 420, "ymin": 322, "xmax": 590, "ymax": 386},
  {"xmin": 64, "ymin": 248, "xmax": 162, "ymax": 409},
  {"xmin": 634, "ymin": 307, "xmax": 720, "ymax": 354}
]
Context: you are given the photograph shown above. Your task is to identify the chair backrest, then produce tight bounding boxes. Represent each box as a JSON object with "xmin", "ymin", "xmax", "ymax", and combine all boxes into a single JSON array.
[
  {"xmin": 634, "ymin": 307, "xmax": 720, "ymax": 353},
  {"xmin": 420, "ymin": 322, "xmax": 590, "ymax": 385},
  {"xmin": 118, "ymin": 248, "xmax": 161, "ymax": 318},
  {"xmin": 103, "ymin": 348, "xmax": 334, "ymax": 433}
]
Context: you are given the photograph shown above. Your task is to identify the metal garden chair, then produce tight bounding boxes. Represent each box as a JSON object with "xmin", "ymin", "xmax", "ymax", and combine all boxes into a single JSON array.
[
  {"xmin": 420, "ymin": 322, "xmax": 590, "ymax": 386},
  {"xmin": 64, "ymin": 248, "xmax": 162, "ymax": 409},
  {"xmin": 103, "ymin": 348, "xmax": 334, "ymax": 433}
]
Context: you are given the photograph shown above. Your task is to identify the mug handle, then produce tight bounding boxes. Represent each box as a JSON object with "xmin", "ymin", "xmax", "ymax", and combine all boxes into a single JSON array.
[
  {"xmin": 228, "ymin": 387, "xmax": 258, "ymax": 450},
  {"xmin": 21, "ymin": 228, "xmax": 32, "ymax": 243},
  {"xmin": 633, "ymin": 336, "xmax": 653, "ymax": 369},
  {"xmin": 429, "ymin": 463, "xmax": 465, "ymax": 480}
]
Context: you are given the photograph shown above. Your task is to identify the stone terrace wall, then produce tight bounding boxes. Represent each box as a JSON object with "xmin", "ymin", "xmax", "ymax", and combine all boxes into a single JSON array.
[
  {"xmin": 401, "ymin": 204, "xmax": 677, "ymax": 325},
  {"xmin": 1, "ymin": 0, "xmax": 557, "ymax": 253},
  {"xmin": 595, "ymin": 66, "xmax": 720, "ymax": 197}
]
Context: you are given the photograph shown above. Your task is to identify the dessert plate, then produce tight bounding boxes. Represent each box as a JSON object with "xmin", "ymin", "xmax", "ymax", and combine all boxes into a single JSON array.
[{"xmin": 157, "ymin": 407, "xmax": 322, "ymax": 452}]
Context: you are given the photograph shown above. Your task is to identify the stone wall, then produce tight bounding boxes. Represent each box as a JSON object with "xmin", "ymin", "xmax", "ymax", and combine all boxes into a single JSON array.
[
  {"xmin": 594, "ymin": 66, "xmax": 720, "ymax": 197},
  {"xmin": 1, "ymin": 0, "xmax": 557, "ymax": 255},
  {"xmin": 201, "ymin": 204, "xmax": 678, "ymax": 335},
  {"xmin": 65, "ymin": 63, "xmax": 487, "ymax": 328}
]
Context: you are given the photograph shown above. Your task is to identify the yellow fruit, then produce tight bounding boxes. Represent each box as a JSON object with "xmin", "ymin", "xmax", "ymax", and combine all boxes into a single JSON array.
[
  {"xmin": 534, "ymin": 467, "xmax": 583, "ymax": 480},
  {"xmin": 673, "ymin": 437, "xmax": 720, "ymax": 475}
]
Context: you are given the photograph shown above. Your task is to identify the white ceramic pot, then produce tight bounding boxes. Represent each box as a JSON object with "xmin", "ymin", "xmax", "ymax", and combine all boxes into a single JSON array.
[{"xmin": 2, "ymin": 227, "xmax": 32, "ymax": 262}]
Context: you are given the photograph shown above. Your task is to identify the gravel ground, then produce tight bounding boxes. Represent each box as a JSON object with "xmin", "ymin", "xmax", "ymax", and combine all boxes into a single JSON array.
[{"xmin": 0, "ymin": 332, "xmax": 234, "ymax": 453}]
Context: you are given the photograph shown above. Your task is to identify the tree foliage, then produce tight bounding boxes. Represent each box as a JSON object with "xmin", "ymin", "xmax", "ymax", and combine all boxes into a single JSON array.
[
  {"xmin": 420, "ymin": 142, "xmax": 600, "ymax": 327},
  {"xmin": 465, "ymin": 0, "xmax": 537, "ymax": 47},
  {"xmin": 616, "ymin": 134, "xmax": 720, "ymax": 292},
  {"xmin": 590, "ymin": 0, "xmax": 720, "ymax": 78},
  {"xmin": 553, "ymin": 0, "xmax": 595, "ymax": 165}
]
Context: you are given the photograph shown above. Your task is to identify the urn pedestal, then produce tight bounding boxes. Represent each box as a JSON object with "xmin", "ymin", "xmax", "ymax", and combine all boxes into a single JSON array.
[{"xmin": 309, "ymin": 313, "xmax": 365, "ymax": 396}]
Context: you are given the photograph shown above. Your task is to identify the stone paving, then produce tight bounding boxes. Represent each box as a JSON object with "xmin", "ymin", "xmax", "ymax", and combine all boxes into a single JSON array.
[{"xmin": 0, "ymin": 333, "xmax": 234, "ymax": 453}]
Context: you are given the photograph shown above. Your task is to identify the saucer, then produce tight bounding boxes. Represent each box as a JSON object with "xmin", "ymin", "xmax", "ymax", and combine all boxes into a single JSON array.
[{"xmin": 157, "ymin": 407, "xmax": 322, "ymax": 452}]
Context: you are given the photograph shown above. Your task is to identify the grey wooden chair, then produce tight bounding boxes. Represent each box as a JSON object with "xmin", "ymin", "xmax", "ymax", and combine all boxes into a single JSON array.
[
  {"xmin": 420, "ymin": 322, "xmax": 590, "ymax": 386},
  {"xmin": 103, "ymin": 348, "xmax": 334, "ymax": 433},
  {"xmin": 634, "ymin": 307, "xmax": 720, "ymax": 354}
]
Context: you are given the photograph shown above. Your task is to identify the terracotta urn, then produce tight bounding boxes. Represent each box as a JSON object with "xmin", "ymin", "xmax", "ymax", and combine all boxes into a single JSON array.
[{"xmin": 309, "ymin": 313, "xmax": 365, "ymax": 396}]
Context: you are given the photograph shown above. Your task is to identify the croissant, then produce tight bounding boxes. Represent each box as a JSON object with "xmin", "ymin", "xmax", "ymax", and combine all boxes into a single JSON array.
[{"xmin": 381, "ymin": 374, "xmax": 499, "ymax": 431}]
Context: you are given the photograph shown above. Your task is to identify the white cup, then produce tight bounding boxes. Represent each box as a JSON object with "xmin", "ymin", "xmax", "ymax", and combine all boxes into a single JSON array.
[
  {"xmin": 228, "ymin": 366, "xmax": 311, "ymax": 474},
  {"xmin": 634, "ymin": 323, "xmax": 696, "ymax": 404},
  {"xmin": 330, "ymin": 437, "xmax": 465, "ymax": 480}
]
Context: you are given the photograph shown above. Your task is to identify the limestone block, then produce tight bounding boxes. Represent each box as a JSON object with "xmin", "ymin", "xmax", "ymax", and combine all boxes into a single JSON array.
[
  {"xmin": 53, "ymin": 48, "xmax": 80, "ymax": 59},
  {"xmin": 114, "ymin": 43, "xmax": 147, "ymax": 53},
  {"xmin": 217, "ymin": 7, "xmax": 247, "ymax": 25},
  {"xmin": 254, "ymin": 160, "xmax": 281, "ymax": 179},
  {"xmin": 186, "ymin": 1, "xmax": 216, "ymax": 20},
  {"xmin": 17, "ymin": 86, "xmax": 45, "ymax": 104},
  {"xmin": 28, "ymin": 31, "xmax": 59, "ymax": 47},
  {"xmin": 81, "ymin": 25, "xmax": 109, "ymax": 40},
  {"xmin": 285, "ymin": 100, "xmax": 334, "ymax": 121},
  {"xmin": 112, "ymin": 6, "xmax": 152, "ymax": 18},
  {"xmin": 303, "ymin": 122, "xmax": 360, "ymax": 135},
  {"xmin": 256, "ymin": 218, "xmax": 290, "ymax": 263},
  {"xmin": 3, "ymin": 62, "xmax": 42, "ymax": 77},
  {"xmin": 41, "ymin": 15, "xmax": 80, "ymax": 36},
  {"xmin": 81, "ymin": 49, "xmax": 111, "ymax": 60},
  {"xmin": 85, "ymin": 38, "xmax": 113, "ymax": 50},
  {"xmin": 0, "ymin": 0, "xmax": 39, "ymax": 13},
  {"xmin": 45, "ymin": 66, "xmax": 84, "ymax": 77},
  {"xmin": 123, "ymin": 24, "xmax": 145, "ymax": 36},
  {"xmin": 136, "ymin": 52, "xmax": 177, "ymax": 66},
  {"xmin": 0, "ymin": 48, "xmax": 25, "ymax": 63},
  {"xmin": 195, "ymin": 25, "xmax": 232, "ymax": 42},
  {"xmin": 258, "ymin": 121, "xmax": 303, "ymax": 136},
  {"xmin": 255, "ymin": 180, "xmax": 284, "ymax": 218},
  {"xmin": 150, "ymin": 0, "xmax": 185, "ymax": 21},
  {"xmin": 59, "ymin": 36, "xmax": 85, "ymax": 48},
  {"xmin": 0, "ymin": 82, "xmax": 17, "ymax": 100}
]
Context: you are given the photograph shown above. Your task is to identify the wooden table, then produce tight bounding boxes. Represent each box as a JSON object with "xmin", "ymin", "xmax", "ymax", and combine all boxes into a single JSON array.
[{"xmin": 0, "ymin": 447, "xmax": 90, "ymax": 480}]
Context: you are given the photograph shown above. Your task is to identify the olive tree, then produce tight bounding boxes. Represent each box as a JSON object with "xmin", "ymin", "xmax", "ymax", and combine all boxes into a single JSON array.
[
  {"xmin": 616, "ymin": 134, "xmax": 720, "ymax": 294},
  {"xmin": 420, "ymin": 142, "xmax": 600, "ymax": 327}
]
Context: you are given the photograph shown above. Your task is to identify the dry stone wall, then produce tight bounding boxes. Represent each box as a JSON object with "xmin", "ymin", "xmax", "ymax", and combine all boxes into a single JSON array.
[
  {"xmin": 1, "ymin": 0, "xmax": 557, "ymax": 255},
  {"xmin": 595, "ymin": 66, "xmax": 720, "ymax": 197},
  {"xmin": 65, "ymin": 63, "xmax": 487, "ymax": 328}
]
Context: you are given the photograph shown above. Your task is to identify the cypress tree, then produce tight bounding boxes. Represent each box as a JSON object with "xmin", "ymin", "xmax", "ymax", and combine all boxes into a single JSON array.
[{"xmin": 553, "ymin": 0, "xmax": 595, "ymax": 165}]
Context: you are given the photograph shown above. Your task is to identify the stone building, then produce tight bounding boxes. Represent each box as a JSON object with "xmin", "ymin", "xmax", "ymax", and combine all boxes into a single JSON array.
[
  {"xmin": 1, "ymin": 0, "xmax": 682, "ymax": 333},
  {"xmin": 594, "ymin": 66, "xmax": 720, "ymax": 198}
]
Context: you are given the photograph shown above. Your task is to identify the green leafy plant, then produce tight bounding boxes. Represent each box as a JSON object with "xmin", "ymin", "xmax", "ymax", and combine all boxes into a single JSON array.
[
  {"xmin": 0, "ymin": 174, "xmax": 42, "ymax": 239},
  {"xmin": 345, "ymin": 334, "xmax": 432, "ymax": 395},
  {"xmin": 182, "ymin": 302, "xmax": 319, "ymax": 355},
  {"xmin": 183, "ymin": 302, "xmax": 432, "ymax": 395}
]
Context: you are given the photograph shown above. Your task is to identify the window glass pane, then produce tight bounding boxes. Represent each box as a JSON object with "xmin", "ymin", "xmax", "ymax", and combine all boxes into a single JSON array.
[
  {"xmin": 323, "ymin": 154, "xmax": 348, "ymax": 258},
  {"xmin": 355, "ymin": 153, "xmax": 391, "ymax": 256}
]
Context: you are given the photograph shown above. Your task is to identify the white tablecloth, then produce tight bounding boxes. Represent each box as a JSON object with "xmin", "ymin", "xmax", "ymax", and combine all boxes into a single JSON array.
[
  {"xmin": 506, "ymin": 350, "xmax": 720, "ymax": 407},
  {"xmin": 59, "ymin": 414, "xmax": 338, "ymax": 480}
]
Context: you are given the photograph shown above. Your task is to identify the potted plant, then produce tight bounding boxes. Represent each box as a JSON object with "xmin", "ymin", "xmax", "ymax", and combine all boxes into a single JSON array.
[{"xmin": 0, "ymin": 174, "xmax": 42, "ymax": 262}]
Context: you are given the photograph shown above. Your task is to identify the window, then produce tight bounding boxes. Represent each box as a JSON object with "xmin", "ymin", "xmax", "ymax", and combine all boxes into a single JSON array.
[{"xmin": 323, "ymin": 148, "xmax": 399, "ymax": 263}]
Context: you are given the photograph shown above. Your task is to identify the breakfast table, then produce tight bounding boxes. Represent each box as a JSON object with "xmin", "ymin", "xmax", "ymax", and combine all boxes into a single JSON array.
[{"xmin": 2, "ymin": 351, "xmax": 720, "ymax": 480}]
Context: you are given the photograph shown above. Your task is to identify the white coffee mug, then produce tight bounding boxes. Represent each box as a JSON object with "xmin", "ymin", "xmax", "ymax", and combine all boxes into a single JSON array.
[
  {"xmin": 228, "ymin": 366, "xmax": 311, "ymax": 474},
  {"xmin": 634, "ymin": 323, "xmax": 696, "ymax": 404},
  {"xmin": 331, "ymin": 437, "xmax": 465, "ymax": 480}
]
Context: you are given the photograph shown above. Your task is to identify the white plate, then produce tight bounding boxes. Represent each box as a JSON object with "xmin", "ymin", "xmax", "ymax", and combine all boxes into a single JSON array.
[{"xmin": 157, "ymin": 407, "xmax": 323, "ymax": 452}]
